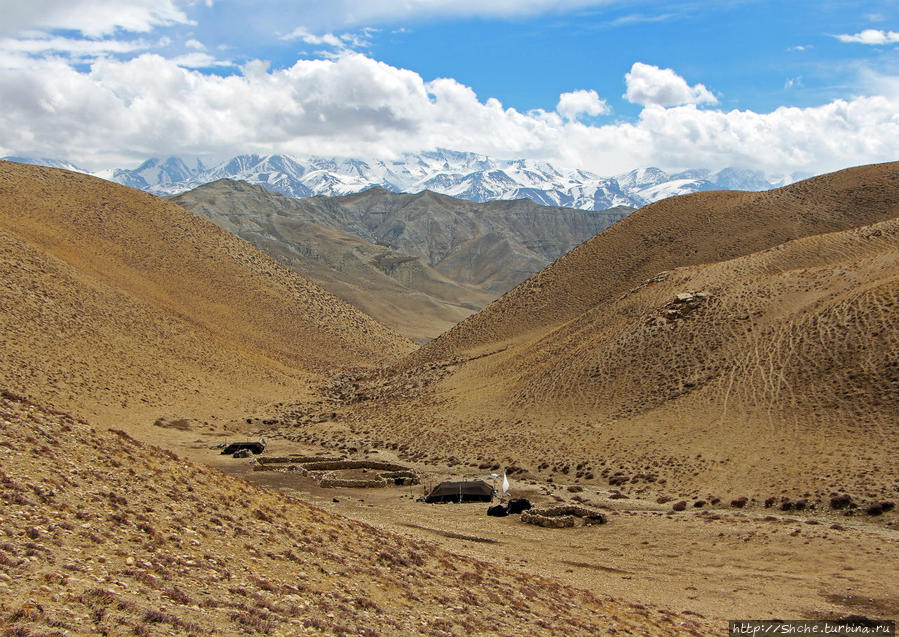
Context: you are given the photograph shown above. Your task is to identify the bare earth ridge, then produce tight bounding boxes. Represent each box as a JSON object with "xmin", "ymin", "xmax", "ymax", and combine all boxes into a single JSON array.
[{"xmin": 0, "ymin": 161, "xmax": 414, "ymax": 428}]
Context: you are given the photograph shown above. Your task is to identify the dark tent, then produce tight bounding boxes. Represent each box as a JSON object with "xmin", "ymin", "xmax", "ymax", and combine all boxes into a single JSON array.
[{"xmin": 425, "ymin": 480, "xmax": 494, "ymax": 504}]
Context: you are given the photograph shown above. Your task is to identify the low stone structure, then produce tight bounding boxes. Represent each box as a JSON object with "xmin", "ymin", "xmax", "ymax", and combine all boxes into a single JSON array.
[
  {"xmin": 252, "ymin": 456, "xmax": 343, "ymax": 472},
  {"xmin": 319, "ymin": 477, "xmax": 386, "ymax": 489},
  {"xmin": 251, "ymin": 456, "xmax": 419, "ymax": 488},
  {"xmin": 521, "ymin": 505, "xmax": 606, "ymax": 528},
  {"xmin": 299, "ymin": 460, "xmax": 409, "ymax": 472}
]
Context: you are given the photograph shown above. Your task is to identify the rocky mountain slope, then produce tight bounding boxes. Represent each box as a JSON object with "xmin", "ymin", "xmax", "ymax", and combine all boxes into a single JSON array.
[
  {"xmin": 172, "ymin": 180, "xmax": 630, "ymax": 340},
  {"xmin": 171, "ymin": 179, "xmax": 495, "ymax": 343},
  {"xmin": 0, "ymin": 161, "xmax": 414, "ymax": 428},
  {"xmin": 267, "ymin": 186, "xmax": 631, "ymax": 293},
  {"xmin": 5, "ymin": 150, "xmax": 794, "ymax": 210},
  {"xmin": 295, "ymin": 162, "xmax": 899, "ymax": 508}
]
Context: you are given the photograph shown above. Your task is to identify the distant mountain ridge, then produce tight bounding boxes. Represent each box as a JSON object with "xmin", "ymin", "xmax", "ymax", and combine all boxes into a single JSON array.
[
  {"xmin": 3, "ymin": 150, "xmax": 799, "ymax": 210},
  {"xmin": 171, "ymin": 179, "xmax": 631, "ymax": 341}
]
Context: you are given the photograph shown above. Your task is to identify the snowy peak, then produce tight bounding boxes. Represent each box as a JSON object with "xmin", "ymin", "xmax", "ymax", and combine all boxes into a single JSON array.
[
  {"xmin": 112, "ymin": 156, "xmax": 205, "ymax": 190},
  {"xmin": 1, "ymin": 156, "xmax": 89, "ymax": 174},
  {"xmin": 8, "ymin": 152, "xmax": 795, "ymax": 211}
]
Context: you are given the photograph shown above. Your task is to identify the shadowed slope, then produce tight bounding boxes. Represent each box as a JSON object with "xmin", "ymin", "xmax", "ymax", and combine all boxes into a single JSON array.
[
  {"xmin": 414, "ymin": 162, "xmax": 899, "ymax": 364},
  {"xmin": 0, "ymin": 161, "xmax": 414, "ymax": 426}
]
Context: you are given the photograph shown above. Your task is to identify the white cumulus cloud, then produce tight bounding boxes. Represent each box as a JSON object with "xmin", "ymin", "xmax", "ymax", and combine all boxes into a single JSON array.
[
  {"xmin": 0, "ymin": 51, "xmax": 897, "ymax": 180},
  {"xmin": 556, "ymin": 89, "xmax": 610, "ymax": 120},
  {"xmin": 836, "ymin": 29, "xmax": 899, "ymax": 45},
  {"xmin": 306, "ymin": 0, "xmax": 617, "ymax": 28},
  {"xmin": 0, "ymin": 35, "xmax": 151, "ymax": 56},
  {"xmin": 624, "ymin": 62, "xmax": 717, "ymax": 106},
  {"xmin": 281, "ymin": 27, "xmax": 344, "ymax": 48},
  {"xmin": 0, "ymin": 0, "xmax": 192, "ymax": 37}
]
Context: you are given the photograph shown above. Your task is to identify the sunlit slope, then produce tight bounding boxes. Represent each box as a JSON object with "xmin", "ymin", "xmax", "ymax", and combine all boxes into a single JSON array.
[
  {"xmin": 414, "ymin": 162, "xmax": 899, "ymax": 363},
  {"xmin": 0, "ymin": 392, "xmax": 710, "ymax": 636},
  {"xmin": 339, "ymin": 163, "xmax": 899, "ymax": 501},
  {"xmin": 0, "ymin": 161, "xmax": 414, "ymax": 425},
  {"xmin": 350, "ymin": 214, "xmax": 899, "ymax": 501}
]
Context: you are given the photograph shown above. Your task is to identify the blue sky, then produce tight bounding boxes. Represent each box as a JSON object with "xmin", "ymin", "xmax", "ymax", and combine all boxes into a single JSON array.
[{"xmin": 0, "ymin": 0, "xmax": 897, "ymax": 176}]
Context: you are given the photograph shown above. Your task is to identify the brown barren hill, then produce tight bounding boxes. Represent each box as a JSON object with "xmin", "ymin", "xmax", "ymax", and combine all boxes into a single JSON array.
[
  {"xmin": 0, "ymin": 161, "xmax": 414, "ymax": 427},
  {"xmin": 413, "ymin": 161, "xmax": 899, "ymax": 363},
  {"xmin": 315, "ymin": 162, "xmax": 899, "ymax": 505}
]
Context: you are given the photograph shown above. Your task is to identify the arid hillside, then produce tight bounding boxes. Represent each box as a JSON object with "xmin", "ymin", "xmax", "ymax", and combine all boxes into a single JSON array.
[
  {"xmin": 0, "ymin": 161, "xmax": 414, "ymax": 427},
  {"xmin": 0, "ymin": 391, "xmax": 709, "ymax": 636},
  {"xmin": 296, "ymin": 163, "xmax": 899, "ymax": 506},
  {"xmin": 414, "ymin": 162, "xmax": 899, "ymax": 363},
  {"xmin": 172, "ymin": 179, "xmax": 495, "ymax": 343}
]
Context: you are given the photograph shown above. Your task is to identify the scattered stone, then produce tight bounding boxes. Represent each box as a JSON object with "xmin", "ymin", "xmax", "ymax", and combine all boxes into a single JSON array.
[
  {"xmin": 730, "ymin": 497, "xmax": 748, "ymax": 508},
  {"xmin": 672, "ymin": 501, "xmax": 687, "ymax": 512}
]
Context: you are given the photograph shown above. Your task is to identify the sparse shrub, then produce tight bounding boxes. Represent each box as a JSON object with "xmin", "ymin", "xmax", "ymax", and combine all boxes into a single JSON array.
[
  {"xmin": 131, "ymin": 623, "xmax": 152, "ymax": 637},
  {"xmin": 354, "ymin": 597, "xmax": 379, "ymax": 611},
  {"xmin": 230, "ymin": 610, "xmax": 275, "ymax": 634},
  {"xmin": 250, "ymin": 576, "xmax": 277, "ymax": 592},
  {"xmin": 830, "ymin": 494, "xmax": 853, "ymax": 509},
  {"xmin": 252, "ymin": 508, "xmax": 274, "ymax": 523},
  {"xmin": 164, "ymin": 587, "xmax": 192, "ymax": 605}
]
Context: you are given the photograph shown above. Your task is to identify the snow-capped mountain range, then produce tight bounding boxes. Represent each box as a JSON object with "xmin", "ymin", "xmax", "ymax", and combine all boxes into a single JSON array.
[{"xmin": 3, "ymin": 150, "xmax": 800, "ymax": 210}]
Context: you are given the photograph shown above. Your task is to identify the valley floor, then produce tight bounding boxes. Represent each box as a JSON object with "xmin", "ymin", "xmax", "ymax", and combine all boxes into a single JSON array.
[{"xmin": 159, "ymin": 419, "xmax": 899, "ymax": 628}]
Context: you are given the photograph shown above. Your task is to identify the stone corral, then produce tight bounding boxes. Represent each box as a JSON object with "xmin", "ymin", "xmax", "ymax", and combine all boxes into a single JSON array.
[
  {"xmin": 521, "ymin": 505, "xmax": 606, "ymax": 528},
  {"xmin": 252, "ymin": 456, "xmax": 420, "ymax": 488}
]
